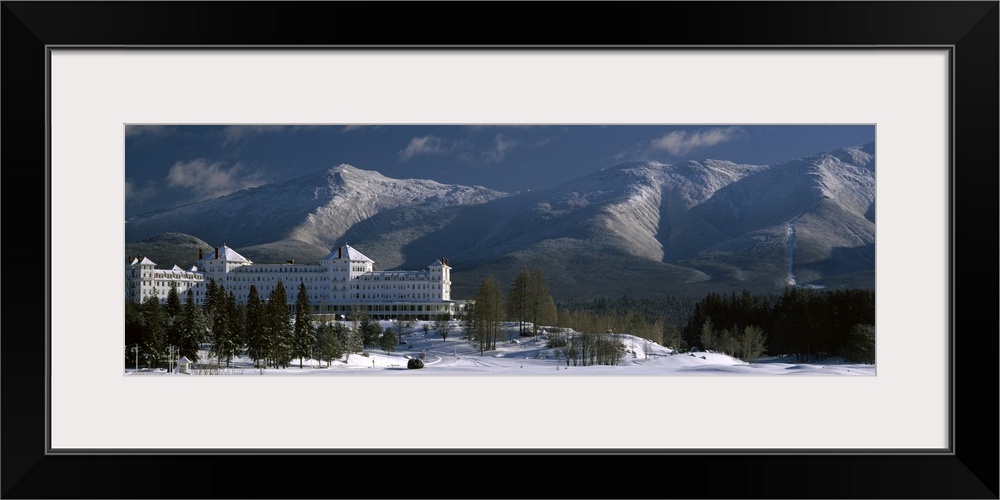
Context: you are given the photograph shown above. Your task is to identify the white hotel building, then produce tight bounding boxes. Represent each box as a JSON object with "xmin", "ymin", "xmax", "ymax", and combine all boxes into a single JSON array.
[{"xmin": 125, "ymin": 244, "xmax": 467, "ymax": 321}]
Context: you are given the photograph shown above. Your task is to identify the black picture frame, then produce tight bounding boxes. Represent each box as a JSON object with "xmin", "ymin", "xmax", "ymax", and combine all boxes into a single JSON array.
[{"xmin": 3, "ymin": 2, "xmax": 997, "ymax": 498}]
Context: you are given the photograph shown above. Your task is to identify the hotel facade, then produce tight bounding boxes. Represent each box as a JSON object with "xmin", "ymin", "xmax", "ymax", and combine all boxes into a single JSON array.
[{"xmin": 125, "ymin": 244, "xmax": 467, "ymax": 321}]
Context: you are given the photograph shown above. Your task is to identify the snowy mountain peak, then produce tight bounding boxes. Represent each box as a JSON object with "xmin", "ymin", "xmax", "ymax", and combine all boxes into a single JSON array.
[
  {"xmin": 126, "ymin": 144, "xmax": 876, "ymax": 298},
  {"xmin": 125, "ymin": 163, "xmax": 509, "ymax": 252}
]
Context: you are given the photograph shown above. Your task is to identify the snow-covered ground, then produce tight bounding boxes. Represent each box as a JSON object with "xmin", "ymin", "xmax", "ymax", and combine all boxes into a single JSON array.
[{"xmin": 125, "ymin": 320, "xmax": 875, "ymax": 376}]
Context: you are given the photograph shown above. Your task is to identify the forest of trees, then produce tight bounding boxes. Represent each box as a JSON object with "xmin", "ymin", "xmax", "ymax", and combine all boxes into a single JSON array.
[
  {"xmin": 546, "ymin": 287, "xmax": 874, "ymax": 364},
  {"xmin": 465, "ymin": 268, "xmax": 561, "ymax": 355},
  {"xmin": 126, "ymin": 272, "xmax": 876, "ymax": 370},
  {"xmin": 682, "ymin": 288, "xmax": 876, "ymax": 363},
  {"xmin": 465, "ymin": 269, "xmax": 631, "ymax": 366},
  {"xmin": 124, "ymin": 279, "xmax": 375, "ymax": 370}
]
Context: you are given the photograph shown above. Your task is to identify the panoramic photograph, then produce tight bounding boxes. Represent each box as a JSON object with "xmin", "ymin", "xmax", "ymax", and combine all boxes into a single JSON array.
[{"xmin": 124, "ymin": 124, "xmax": 876, "ymax": 376}]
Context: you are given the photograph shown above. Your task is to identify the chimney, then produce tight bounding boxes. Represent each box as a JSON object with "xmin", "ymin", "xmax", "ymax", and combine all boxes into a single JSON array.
[
  {"xmin": 215, "ymin": 247, "xmax": 219, "ymax": 259},
  {"xmin": 198, "ymin": 248, "xmax": 203, "ymax": 259},
  {"xmin": 338, "ymin": 247, "xmax": 342, "ymax": 259}
]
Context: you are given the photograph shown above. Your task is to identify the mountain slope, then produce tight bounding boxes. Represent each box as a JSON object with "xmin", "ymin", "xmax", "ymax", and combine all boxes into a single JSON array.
[
  {"xmin": 124, "ymin": 232, "xmax": 213, "ymax": 270},
  {"xmin": 124, "ymin": 144, "xmax": 876, "ymax": 300},
  {"xmin": 125, "ymin": 164, "xmax": 508, "ymax": 252}
]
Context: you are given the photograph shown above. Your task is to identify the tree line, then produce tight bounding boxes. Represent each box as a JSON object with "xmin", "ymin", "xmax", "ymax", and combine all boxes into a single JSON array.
[
  {"xmin": 124, "ymin": 278, "xmax": 399, "ymax": 370},
  {"xmin": 126, "ymin": 273, "xmax": 876, "ymax": 369},
  {"xmin": 682, "ymin": 288, "xmax": 875, "ymax": 363},
  {"xmin": 466, "ymin": 268, "xmax": 632, "ymax": 366},
  {"xmin": 490, "ymin": 284, "xmax": 874, "ymax": 365},
  {"xmin": 464, "ymin": 268, "xmax": 559, "ymax": 355}
]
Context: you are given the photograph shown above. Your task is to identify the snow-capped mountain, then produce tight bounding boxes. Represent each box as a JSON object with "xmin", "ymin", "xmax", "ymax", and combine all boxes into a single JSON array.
[
  {"xmin": 124, "ymin": 164, "xmax": 508, "ymax": 265},
  {"xmin": 125, "ymin": 144, "xmax": 876, "ymax": 300}
]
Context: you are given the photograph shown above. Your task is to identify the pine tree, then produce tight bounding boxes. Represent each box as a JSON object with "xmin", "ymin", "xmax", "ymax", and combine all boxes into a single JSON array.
[
  {"xmin": 208, "ymin": 282, "xmax": 232, "ymax": 367},
  {"xmin": 225, "ymin": 291, "xmax": 244, "ymax": 366},
  {"xmin": 314, "ymin": 322, "xmax": 344, "ymax": 367},
  {"xmin": 293, "ymin": 282, "xmax": 316, "ymax": 368},
  {"xmin": 139, "ymin": 295, "xmax": 166, "ymax": 368},
  {"xmin": 336, "ymin": 321, "xmax": 361, "ymax": 360},
  {"xmin": 360, "ymin": 317, "xmax": 382, "ymax": 348},
  {"xmin": 124, "ymin": 300, "xmax": 144, "ymax": 368},
  {"xmin": 267, "ymin": 281, "xmax": 292, "ymax": 368},
  {"xmin": 245, "ymin": 284, "xmax": 269, "ymax": 369},
  {"xmin": 844, "ymin": 324, "xmax": 876, "ymax": 364},
  {"xmin": 164, "ymin": 283, "xmax": 184, "ymax": 351},
  {"xmin": 204, "ymin": 279, "xmax": 221, "ymax": 318},
  {"xmin": 379, "ymin": 327, "xmax": 397, "ymax": 356},
  {"xmin": 179, "ymin": 288, "xmax": 207, "ymax": 361}
]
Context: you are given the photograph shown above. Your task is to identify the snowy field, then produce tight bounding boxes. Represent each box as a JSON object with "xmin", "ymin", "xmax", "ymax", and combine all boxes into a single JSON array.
[{"xmin": 126, "ymin": 320, "xmax": 875, "ymax": 376}]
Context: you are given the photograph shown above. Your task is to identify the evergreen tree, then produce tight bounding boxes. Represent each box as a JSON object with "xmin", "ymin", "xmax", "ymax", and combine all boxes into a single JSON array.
[
  {"xmin": 164, "ymin": 283, "xmax": 184, "ymax": 351},
  {"xmin": 208, "ymin": 283, "xmax": 231, "ymax": 367},
  {"xmin": 844, "ymin": 324, "xmax": 876, "ymax": 364},
  {"xmin": 124, "ymin": 299, "xmax": 146, "ymax": 368},
  {"xmin": 379, "ymin": 328, "xmax": 397, "ymax": 356},
  {"xmin": 267, "ymin": 281, "xmax": 293, "ymax": 368},
  {"xmin": 139, "ymin": 295, "xmax": 166, "ymax": 368},
  {"xmin": 337, "ymin": 321, "xmax": 362, "ymax": 360},
  {"xmin": 244, "ymin": 284, "xmax": 270, "ymax": 369},
  {"xmin": 360, "ymin": 317, "xmax": 382, "ymax": 348},
  {"xmin": 204, "ymin": 279, "xmax": 221, "ymax": 319},
  {"xmin": 293, "ymin": 282, "xmax": 316, "ymax": 368},
  {"xmin": 314, "ymin": 322, "xmax": 345, "ymax": 367},
  {"xmin": 226, "ymin": 291, "xmax": 245, "ymax": 366},
  {"xmin": 179, "ymin": 288, "xmax": 207, "ymax": 361}
]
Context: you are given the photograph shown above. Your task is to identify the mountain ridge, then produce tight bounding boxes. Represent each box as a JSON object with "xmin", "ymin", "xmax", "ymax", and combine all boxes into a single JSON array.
[{"xmin": 125, "ymin": 143, "xmax": 876, "ymax": 300}]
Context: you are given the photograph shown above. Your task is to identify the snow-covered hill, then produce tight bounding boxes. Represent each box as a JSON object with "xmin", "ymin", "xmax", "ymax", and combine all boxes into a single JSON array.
[{"xmin": 127, "ymin": 320, "xmax": 875, "ymax": 376}]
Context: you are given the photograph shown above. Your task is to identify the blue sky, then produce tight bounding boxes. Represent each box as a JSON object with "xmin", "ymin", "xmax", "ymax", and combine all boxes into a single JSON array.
[{"xmin": 125, "ymin": 124, "xmax": 874, "ymax": 218}]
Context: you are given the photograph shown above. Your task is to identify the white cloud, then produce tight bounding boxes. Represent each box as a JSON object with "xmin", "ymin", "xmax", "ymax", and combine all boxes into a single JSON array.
[
  {"xmin": 480, "ymin": 134, "xmax": 519, "ymax": 163},
  {"xmin": 165, "ymin": 159, "xmax": 269, "ymax": 202},
  {"xmin": 649, "ymin": 127, "xmax": 741, "ymax": 155},
  {"xmin": 398, "ymin": 135, "xmax": 453, "ymax": 160},
  {"xmin": 124, "ymin": 179, "xmax": 157, "ymax": 202}
]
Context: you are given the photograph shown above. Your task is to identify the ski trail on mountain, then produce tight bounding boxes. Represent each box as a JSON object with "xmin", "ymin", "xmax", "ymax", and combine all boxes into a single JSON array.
[{"xmin": 786, "ymin": 215, "xmax": 799, "ymax": 286}]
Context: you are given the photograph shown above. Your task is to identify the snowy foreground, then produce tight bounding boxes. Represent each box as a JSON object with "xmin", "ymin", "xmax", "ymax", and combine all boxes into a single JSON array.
[{"xmin": 126, "ymin": 321, "xmax": 875, "ymax": 376}]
